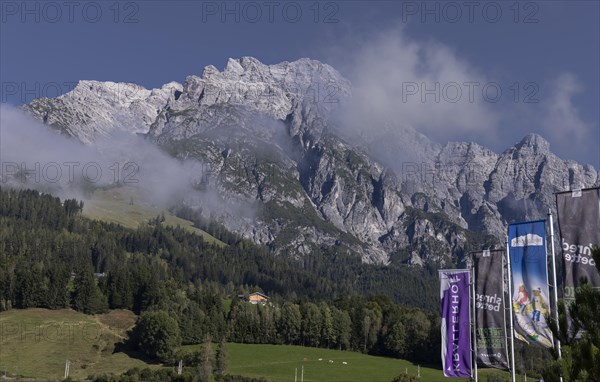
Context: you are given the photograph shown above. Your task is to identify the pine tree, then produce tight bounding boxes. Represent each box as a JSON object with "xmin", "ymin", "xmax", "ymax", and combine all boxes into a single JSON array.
[
  {"xmin": 72, "ymin": 265, "xmax": 108, "ymax": 314},
  {"xmin": 215, "ymin": 340, "xmax": 228, "ymax": 376},
  {"xmin": 545, "ymin": 246, "xmax": 600, "ymax": 382},
  {"xmin": 129, "ymin": 310, "xmax": 181, "ymax": 362},
  {"xmin": 331, "ymin": 307, "xmax": 351, "ymax": 350},
  {"xmin": 301, "ymin": 302, "xmax": 322, "ymax": 347},
  {"xmin": 320, "ymin": 302, "xmax": 334, "ymax": 348}
]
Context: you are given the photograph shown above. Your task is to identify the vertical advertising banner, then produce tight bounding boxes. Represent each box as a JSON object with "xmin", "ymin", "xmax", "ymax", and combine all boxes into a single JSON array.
[
  {"xmin": 473, "ymin": 250, "xmax": 509, "ymax": 370},
  {"xmin": 555, "ymin": 188, "xmax": 600, "ymax": 306},
  {"xmin": 508, "ymin": 221, "xmax": 553, "ymax": 348},
  {"xmin": 440, "ymin": 269, "xmax": 472, "ymax": 378}
]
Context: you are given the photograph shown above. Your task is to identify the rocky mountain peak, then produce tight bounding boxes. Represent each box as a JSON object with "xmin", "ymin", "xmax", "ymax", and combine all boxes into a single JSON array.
[
  {"xmin": 19, "ymin": 57, "xmax": 599, "ymax": 266},
  {"xmin": 515, "ymin": 133, "xmax": 550, "ymax": 153},
  {"xmin": 160, "ymin": 81, "xmax": 184, "ymax": 92},
  {"xmin": 150, "ymin": 57, "xmax": 352, "ymax": 139},
  {"xmin": 224, "ymin": 57, "xmax": 245, "ymax": 75},
  {"xmin": 22, "ymin": 79, "xmax": 181, "ymax": 143},
  {"xmin": 68, "ymin": 80, "xmax": 151, "ymax": 105},
  {"xmin": 23, "ymin": 57, "xmax": 352, "ymax": 142}
]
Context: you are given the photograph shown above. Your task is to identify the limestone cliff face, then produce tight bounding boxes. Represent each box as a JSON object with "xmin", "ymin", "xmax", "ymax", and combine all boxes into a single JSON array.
[{"xmin": 23, "ymin": 57, "xmax": 599, "ymax": 266}]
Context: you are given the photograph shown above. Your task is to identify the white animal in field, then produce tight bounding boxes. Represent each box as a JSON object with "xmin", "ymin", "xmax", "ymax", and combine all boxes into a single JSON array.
[
  {"xmin": 328, "ymin": 360, "xmax": 333, "ymax": 363},
  {"xmin": 342, "ymin": 362, "xmax": 348, "ymax": 365},
  {"xmin": 318, "ymin": 358, "xmax": 322, "ymax": 361}
]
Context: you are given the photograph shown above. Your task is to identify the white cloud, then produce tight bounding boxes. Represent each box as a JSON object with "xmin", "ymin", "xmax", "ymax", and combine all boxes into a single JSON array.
[
  {"xmin": 541, "ymin": 72, "xmax": 590, "ymax": 145},
  {"xmin": 0, "ymin": 105, "xmax": 257, "ymax": 219},
  {"xmin": 336, "ymin": 26, "xmax": 500, "ymax": 143},
  {"xmin": 328, "ymin": 27, "xmax": 597, "ymax": 167}
]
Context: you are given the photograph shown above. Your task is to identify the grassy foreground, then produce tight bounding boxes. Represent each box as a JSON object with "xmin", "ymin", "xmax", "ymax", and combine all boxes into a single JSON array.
[
  {"xmin": 184, "ymin": 343, "xmax": 512, "ymax": 382},
  {"xmin": 0, "ymin": 308, "xmax": 157, "ymax": 380},
  {"xmin": 83, "ymin": 186, "xmax": 226, "ymax": 247},
  {"xmin": 1, "ymin": 308, "xmax": 515, "ymax": 382}
]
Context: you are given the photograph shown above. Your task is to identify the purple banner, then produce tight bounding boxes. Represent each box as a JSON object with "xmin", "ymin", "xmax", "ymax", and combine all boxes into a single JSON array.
[{"xmin": 440, "ymin": 269, "xmax": 472, "ymax": 378}]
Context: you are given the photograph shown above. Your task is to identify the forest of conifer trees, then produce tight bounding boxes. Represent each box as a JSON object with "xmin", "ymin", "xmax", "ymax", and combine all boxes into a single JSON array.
[{"xmin": 0, "ymin": 187, "xmax": 440, "ymax": 363}]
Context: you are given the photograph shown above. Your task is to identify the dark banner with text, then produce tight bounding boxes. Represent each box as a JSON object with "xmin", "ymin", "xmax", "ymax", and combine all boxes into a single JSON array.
[
  {"xmin": 556, "ymin": 188, "xmax": 600, "ymax": 333},
  {"xmin": 440, "ymin": 269, "xmax": 472, "ymax": 378},
  {"xmin": 473, "ymin": 250, "xmax": 509, "ymax": 370}
]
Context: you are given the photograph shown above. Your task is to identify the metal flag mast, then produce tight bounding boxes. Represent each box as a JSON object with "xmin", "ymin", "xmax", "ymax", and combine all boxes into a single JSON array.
[
  {"xmin": 548, "ymin": 208, "xmax": 565, "ymax": 382},
  {"xmin": 501, "ymin": 251, "xmax": 510, "ymax": 372},
  {"xmin": 470, "ymin": 256, "xmax": 478, "ymax": 382},
  {"xmin": 547, "ymin": 208, "xmax": 563, "ymax": 359},
  {"xmin": 505, "ymin": 236, "xmax": 517, "ymax": 382}
]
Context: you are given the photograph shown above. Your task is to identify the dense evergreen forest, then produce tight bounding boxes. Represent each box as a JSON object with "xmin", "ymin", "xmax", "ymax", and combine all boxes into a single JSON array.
[
  {"xmin": 0, "ymin": 187, "xmax": 440, "ymax": 363},
  {"xmin": 0, "ymin": 187, "xmax": 559, "ymax": 379}
]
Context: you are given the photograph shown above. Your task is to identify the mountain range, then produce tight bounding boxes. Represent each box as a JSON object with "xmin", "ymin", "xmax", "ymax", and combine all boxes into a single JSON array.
[{"xmin": 23, "ymin": 57, "xmax": 599, "ymax": 267}]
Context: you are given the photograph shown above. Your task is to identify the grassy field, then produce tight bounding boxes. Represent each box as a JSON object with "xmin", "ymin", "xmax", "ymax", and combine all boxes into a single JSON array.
[
  {"xmin": 1, "ymin": 309, "xmax": 524, "ymax": 382},
  {"xmin": 184, "ymin": 343, "xmax": 514, "ymax": 382},
  {"xmin": 0, "ymin": 308, "xmax": 157, "ymax": 380},
  {"xmin": 83, "ymin": 186, "xmax": 226, "ymax": 247}
]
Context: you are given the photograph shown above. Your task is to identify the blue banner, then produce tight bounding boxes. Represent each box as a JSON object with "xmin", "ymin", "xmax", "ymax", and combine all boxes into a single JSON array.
[{"xmin": 508, "ymin": 220, "xmax": 553, "ymax": 348}]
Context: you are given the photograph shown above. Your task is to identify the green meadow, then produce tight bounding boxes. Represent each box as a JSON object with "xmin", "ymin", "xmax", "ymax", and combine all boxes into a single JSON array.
[
  {"xmin": 0, "ymin": 308, "xmax": 158, "ymax": 380},
  {"xmin": 0, "ymin": 309, "xmax": 520, "ymax": 381},
  {"xmin": 184, "ymin": 343, "xmax": 513, "ymax": 382}
]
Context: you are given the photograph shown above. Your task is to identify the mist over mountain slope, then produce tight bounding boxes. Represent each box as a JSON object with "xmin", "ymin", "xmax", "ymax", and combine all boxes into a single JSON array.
[{"xmin": 19, "ymin": 57, "xmax": 599, "ymax": 266}]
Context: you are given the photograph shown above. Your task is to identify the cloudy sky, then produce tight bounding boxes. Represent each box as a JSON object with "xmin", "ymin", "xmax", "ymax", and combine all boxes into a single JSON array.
[{"xmin": 1, "ymin": 0, "xmax": 598, "ymax": 167}]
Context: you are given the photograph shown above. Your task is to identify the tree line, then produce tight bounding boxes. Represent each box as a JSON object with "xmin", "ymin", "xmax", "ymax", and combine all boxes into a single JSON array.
[
  {"xmin": 4, "ymin": 187, "xmax": 593, "ymax": 380},
  {"xmin": 126, "ymin": 294, "xmax": 439, "ymax": 364},
  {"xmin": 0, "ymin": 187, "xmax": 440, "ymax": 364}
]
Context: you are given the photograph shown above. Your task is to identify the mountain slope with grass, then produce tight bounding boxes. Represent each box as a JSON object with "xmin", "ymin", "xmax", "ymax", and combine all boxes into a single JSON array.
[
  {"xmin": 83, "ymin": 187, "xmax": 226, "ymax": 247},
  {"xmin": 0, "ymin": 308, "xmax": 155, "ymax": 380}
]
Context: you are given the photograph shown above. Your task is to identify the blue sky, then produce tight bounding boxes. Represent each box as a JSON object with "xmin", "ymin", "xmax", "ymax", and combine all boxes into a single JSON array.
[{"xmin": 1, "ymin": 0, "xmax": 598, "ymax": 167}]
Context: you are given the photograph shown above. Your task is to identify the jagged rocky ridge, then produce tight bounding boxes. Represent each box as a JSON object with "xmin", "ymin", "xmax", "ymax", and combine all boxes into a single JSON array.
[{"xmin": 24, "ymin": 57, "xmax": 599, "ymax": 266}]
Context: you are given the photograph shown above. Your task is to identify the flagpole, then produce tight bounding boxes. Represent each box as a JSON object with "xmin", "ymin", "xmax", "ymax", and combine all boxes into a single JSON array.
[
  {"xmin": 501, "ymin": 251, "xmax": 510, "ymax": 370},
  {"xmin": 548, "ymin": 209, "xmax": 563, "ymax": 361},
  {"xmin": 470, "ymin": 257, "xmax": 478, "ymax": 382},
  {"xmin": 506, "ymin": 236, "xmax": 517, "ymax": 382}
]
